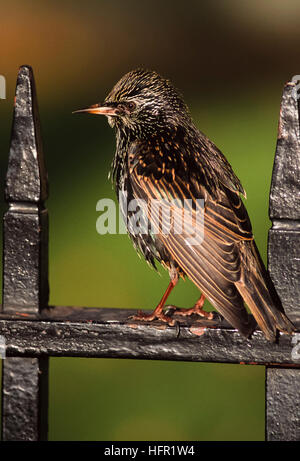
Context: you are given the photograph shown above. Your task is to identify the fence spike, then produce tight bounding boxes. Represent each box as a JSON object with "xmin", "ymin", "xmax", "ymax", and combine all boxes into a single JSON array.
[
  {"xmin": 266, "ymin": 79, "xmax": 300, "ymax": 441},
  {"xmin": 1, "ymin": 65, "xmax": 49, "ymax": 441},
  {"xmin": 5, "ymin": 65, "xmax": 48, "ymax": 202},
  {"xmin": 2, "ymin": 65, "xmax": 49, "ymax": 314},
  {"xmin": 269, "ymin": 81, "xmax": 300, "ymax": 220}
]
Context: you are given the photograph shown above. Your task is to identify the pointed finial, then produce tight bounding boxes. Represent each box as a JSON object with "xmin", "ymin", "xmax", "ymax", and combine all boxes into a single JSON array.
[
  {"xmin": 5, "ymin": 65, "xmax": 48, "ymax": 203},
  {"xmin": 269, "ymin": 80, "xmax": 300, "ymax": 220},
  {"xmin": 2, "ymin": 65, "xmax": 49, "ymax": 314}
]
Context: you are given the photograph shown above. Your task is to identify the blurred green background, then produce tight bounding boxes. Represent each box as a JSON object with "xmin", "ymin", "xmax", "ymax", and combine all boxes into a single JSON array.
[{"xmin": 0, "ymin": 0, "xmax": 299, "ymax": 441}]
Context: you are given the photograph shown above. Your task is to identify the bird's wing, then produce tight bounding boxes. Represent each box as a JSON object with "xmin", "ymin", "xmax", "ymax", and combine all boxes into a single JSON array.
[{"xmin": 128, "ymin": 140, "xmax": 255, "ymax": 336}]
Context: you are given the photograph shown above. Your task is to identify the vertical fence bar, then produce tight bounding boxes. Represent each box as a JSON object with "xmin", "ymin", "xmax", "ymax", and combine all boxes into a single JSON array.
[
  {"xmin": 267, "ymin": 80, "xmax": 300, "ymax": 441},
  {"xmin": 1, "ymin": 65, "xmax": 49, "ymax": 440}
]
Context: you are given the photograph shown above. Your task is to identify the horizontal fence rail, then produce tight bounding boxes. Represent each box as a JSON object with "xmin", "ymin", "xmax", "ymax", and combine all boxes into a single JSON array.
[
  {"xmin": 1, "ymin": 66, "xmax": 300, "ymax": 441},
  {"xmin": 0, "ymin": 307, "xmax": 299, "ymax": 365}
]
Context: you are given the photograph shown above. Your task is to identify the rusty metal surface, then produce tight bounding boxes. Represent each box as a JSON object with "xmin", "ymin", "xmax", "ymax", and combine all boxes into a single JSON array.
[
  {"xmin": 269, "ymin": 81, "xmax": 300, "ymax": 220},
  {"xmin": 266, "ymin": 368, "xmax": 300, "ymax": 441},
  {"xmin": 1, "ymin": 65, "xmax": 49, "ymax": 441},
  {"xmin": 5, "ymin": 65, "xmax": 48, "ymax": 203},
  {"xmin": 1, "ymin": 357, "xmax": 48, "ymax": 441},
  {"xmin": 266, "ymin": 80, "xmax": 300, "ymax": 441},
  {"xmin": 0, "ymin": 307, "xmax": 299, "ymax": 366}
]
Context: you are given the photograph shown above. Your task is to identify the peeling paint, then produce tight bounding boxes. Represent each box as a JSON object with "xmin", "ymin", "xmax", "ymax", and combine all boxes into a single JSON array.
[{"xmin": 189, "ymin": 326, "xmax": 206, "ymax": 336}]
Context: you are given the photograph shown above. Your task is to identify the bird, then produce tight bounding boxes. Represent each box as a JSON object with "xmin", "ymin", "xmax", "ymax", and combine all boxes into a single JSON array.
[{"xmin": 74, "ymin": 68, "xmax": 295, "ymax": 341}]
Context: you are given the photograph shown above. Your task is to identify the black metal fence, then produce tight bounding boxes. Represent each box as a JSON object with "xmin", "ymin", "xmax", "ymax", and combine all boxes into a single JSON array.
[{"xmin": 0, "ymin": 66, "xmax": 299, "ymax": 441}]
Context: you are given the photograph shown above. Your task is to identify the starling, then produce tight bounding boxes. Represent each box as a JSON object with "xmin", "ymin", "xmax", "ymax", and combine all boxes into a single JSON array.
[{"xmin": 74, "ymin": 69, "xmax": 294, "ymax": 341}]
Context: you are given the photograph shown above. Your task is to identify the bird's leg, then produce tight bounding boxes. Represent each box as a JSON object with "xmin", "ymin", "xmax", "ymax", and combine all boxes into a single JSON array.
[
  {"xmin": 169, "ymin": 293, "xmax": 214, "ymax": 320},
  {"xmin": 130, "ymin": 275, "xmax": 178, "ymax": 326}
]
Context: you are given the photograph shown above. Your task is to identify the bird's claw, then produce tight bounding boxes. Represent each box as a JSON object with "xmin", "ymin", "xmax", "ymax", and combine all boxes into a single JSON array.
[
  {"xmin": 165, "ymin": 305, "xmax": 214, "ymax": 320},
  {"xmin": 129, "ymin": 310, "xmax": 176, "ymax": 326}
]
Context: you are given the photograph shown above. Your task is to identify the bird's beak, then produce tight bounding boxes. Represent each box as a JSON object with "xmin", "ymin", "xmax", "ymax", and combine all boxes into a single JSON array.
[{"xmin": 72, "ymin": 103, "xmax": 120, "ymax": 116}]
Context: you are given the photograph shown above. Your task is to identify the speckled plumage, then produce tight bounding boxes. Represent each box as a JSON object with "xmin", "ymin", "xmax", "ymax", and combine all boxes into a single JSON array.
[{"xmin": 76, "ymin": 69, "xmax": 294, "ymax": 341}]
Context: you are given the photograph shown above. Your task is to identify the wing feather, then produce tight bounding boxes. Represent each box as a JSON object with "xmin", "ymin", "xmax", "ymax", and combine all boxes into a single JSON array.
[
  {"xmin": 127, "ymin": 138, "xmax": 293, "ymax": 339},
  {"xmin": 129, "ymin": 155, "xmax": 254, "ymax": 336}
]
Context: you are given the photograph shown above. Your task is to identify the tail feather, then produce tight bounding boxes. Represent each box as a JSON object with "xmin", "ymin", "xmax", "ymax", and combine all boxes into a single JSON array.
[{"xmin": 236, "ymin": 242, "xmax": 295, "ymax": 341}]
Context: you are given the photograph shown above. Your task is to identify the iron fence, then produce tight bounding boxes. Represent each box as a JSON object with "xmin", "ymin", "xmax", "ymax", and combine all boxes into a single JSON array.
[{"xmin": 0, "ymin": 66, "xmax": 299, "ymax": 441}]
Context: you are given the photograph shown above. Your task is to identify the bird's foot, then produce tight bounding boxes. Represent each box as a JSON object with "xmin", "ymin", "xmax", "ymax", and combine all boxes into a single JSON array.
[
  {"xmin": 129, "ymin": 309, "xmax": 175, "ymax": 326},
  {"xmin": 167, "ymin": 305, "xmax": 214, "ymax": 320},
  {"xmin": 165, "ymin": 294, "xmax": 214, "ymax": 320}
]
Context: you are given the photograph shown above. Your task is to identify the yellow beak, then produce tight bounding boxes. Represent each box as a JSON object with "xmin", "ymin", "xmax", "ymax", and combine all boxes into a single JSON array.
[{"xmin": 72, "ymin": 103, "xmax": 120, "ymax": 116}]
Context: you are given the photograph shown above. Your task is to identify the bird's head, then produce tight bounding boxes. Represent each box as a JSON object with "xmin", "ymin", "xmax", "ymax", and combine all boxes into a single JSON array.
[{"xmin": 74, "ymin": 69, "xmax": 192, "ymax": 137}]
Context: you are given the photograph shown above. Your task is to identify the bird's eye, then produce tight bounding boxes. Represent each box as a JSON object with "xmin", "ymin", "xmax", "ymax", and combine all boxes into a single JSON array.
[{"xmin": 127, "ymin": 101, "xmax": 136, "ymax": 111}]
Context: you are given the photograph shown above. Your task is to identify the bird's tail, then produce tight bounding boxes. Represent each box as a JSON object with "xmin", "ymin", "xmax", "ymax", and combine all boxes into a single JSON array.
[{"xmin": 236, "ymin": 241, "xmax": 295, "ymax": 342}]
